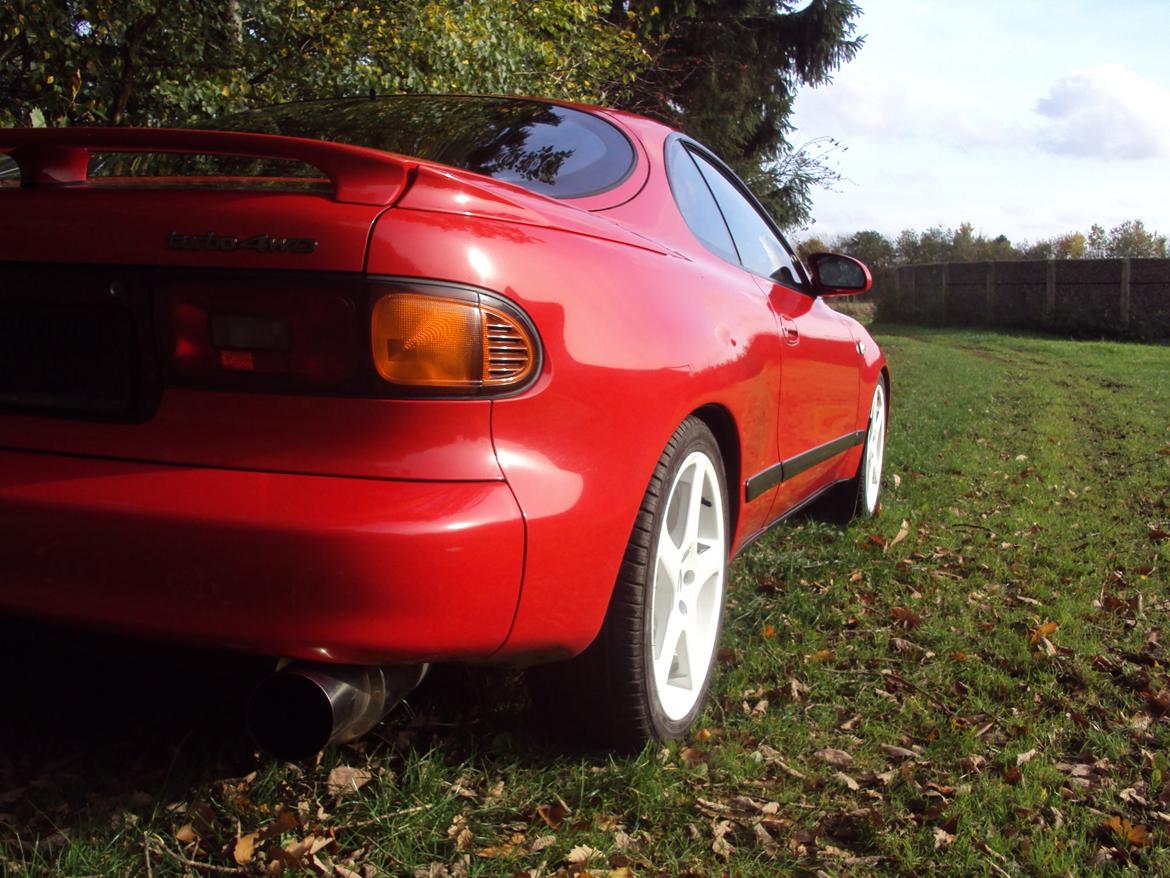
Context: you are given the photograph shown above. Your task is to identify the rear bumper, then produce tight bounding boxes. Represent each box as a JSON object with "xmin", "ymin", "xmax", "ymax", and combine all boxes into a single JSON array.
[{"xmin": 0, "ymin": 449, "xmax": 524, "ymax": 664}]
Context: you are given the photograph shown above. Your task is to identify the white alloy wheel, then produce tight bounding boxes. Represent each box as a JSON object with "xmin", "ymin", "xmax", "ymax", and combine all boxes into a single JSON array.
[
  {"xmin": 650, "ymin": 450, "xmax": 726, "ymax": 721},
  {"xmin": 524, "ymin": 417, "xmax": 727, "ymax": 747},
  {"xmin": 861, "ymin": 381, "xmax": 886, "ymax": 516}
]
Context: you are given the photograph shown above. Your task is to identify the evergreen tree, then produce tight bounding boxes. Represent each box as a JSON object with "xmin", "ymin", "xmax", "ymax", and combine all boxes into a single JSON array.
[{"xmin": 610, "ymin": 0, "xmax": 863, "ymax": 225}]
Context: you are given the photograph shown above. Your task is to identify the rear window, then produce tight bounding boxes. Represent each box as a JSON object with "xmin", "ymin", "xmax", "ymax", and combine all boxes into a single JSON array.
[{"xmin": 207, "ymin": 95, "xmax": 636, "ymax": 200}]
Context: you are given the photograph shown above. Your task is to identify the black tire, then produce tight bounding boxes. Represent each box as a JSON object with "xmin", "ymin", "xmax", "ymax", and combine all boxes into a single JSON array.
[
  {"xmin": 527, "ymin": 416, "xmax": 729, "ymax": 749},
  {"xmin": 810, "ymin": 376, "xmax": 888, "ymax": 524}
]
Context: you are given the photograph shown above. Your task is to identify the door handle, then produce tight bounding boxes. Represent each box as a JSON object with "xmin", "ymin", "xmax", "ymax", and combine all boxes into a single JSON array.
[{"xmin": 779, "ymin": 315, "xmax": 799, "ymax": 345}]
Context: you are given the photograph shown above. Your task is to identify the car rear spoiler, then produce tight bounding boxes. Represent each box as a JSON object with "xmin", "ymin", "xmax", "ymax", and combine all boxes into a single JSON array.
[{"xmin": 0, "ymin": 127, "xmax": 417, "ymax": 206}]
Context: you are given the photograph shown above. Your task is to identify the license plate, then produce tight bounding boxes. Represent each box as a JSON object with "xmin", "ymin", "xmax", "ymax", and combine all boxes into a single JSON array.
[{"xmin": 0, "ymin": 303, "xmax": 134, "ymax": 416}]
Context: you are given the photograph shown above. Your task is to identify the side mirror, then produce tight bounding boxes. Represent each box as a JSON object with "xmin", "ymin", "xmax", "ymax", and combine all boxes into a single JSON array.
[{"xmin": 806, "ymin": 252, "xmax": 872, "ymax": 297}]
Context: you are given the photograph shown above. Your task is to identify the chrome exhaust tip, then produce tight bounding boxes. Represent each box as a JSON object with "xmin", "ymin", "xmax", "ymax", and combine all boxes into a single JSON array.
[{"xmin": 248, "ymin": 662, "xmax": 427, "ymax": 761}]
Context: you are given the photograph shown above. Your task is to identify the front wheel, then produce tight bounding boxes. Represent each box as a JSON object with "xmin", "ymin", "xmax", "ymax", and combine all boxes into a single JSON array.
[
  {"xmin": 810, "ymin": 377, "xmax": 888, "ymax": 523},
  {"xmin": 527, "ymin": 417, "xmax": 729, "ymax": 748}
]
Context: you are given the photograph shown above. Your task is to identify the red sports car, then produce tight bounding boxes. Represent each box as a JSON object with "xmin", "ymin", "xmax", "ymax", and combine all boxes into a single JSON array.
[{"xmin": 0, "ymin": 96, "xmax": 887, "ymax": 758}]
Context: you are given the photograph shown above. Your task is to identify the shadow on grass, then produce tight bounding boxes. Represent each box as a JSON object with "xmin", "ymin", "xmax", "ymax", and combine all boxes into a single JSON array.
[{"xmin": 0, "ymin": 621, "xmax": 579, "ymax": 850}]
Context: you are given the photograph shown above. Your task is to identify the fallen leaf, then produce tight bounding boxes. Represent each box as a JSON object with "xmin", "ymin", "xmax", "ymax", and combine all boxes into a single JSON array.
[
  {"xmin": 530, "ymin": 835, "xmax": 556, "ymax": 853},
  {"xmin": 326, "ymin": 766, "xmax": 372, "ymax": 798},
  {"xmin": 893, "ymin": 473, "xmax": 902, "ymax": 488},
  {"xmin": 934, "ymin": 826, "xmax": 956, "ymax": 848},
  {"xmin": 807, "ymin": 649, "xmax": 835, "ymax": 663},
  {"xmin": 175, "ymin": 823, "xmax": 197, "ymax": 844},
  {"xmin": 447, "ymin": 816, "xmax": 473, "ymax": 851},
  {"xmin": 816, "ymin": 748, "xmax": 854, "ymax": 769},
  {"xmin": 566, "ymin": 844, "xmax": 600, "ymax": 865},
  {"xmin": 711, "ymin": 820, "xmax": 734, "ymax": 859},
  {"xmin": 1103, "ymin": 815, "xmax": 1151, "ymax": 847},
  {"xmin": 1029, "ymin": 621, "xmax": 1058, "ymax": 645},
  {"xmin": 881, "ymin": 744, "xmax": 917, "ymax": 761},
  {"xmin": 761, "ymin": 624, "xmax": 777, "ymax": 639},
  {"xmin": 679, "ymin": 746, "xmax": 705, "ymax": 768},
  {"xmin": 536, "ymin": 803, "xmax": 567, "ymax": 829},
  {"xmin": 886, "ymin": 519, "xmax": 910, "ymax": 552},
  {"xmin": 233, "ymin": 832, "xmax": 258, "ymax": 865},
  {"xmin": 1016, "ymin": 749, "xmax": 1038, "ymax": 767},
  {"xmin": 891, "ymin": 607, "xmax": 924, "ymax": 630},
  {"xmin": 835, "ymin": 771, "xmax": 860, "ymax": 791}
]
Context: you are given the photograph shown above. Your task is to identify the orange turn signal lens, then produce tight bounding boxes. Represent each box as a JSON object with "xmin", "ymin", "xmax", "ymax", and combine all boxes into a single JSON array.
[{"xmin": 370, "ymin": 291, "xmax": 536, "ymax": 390}]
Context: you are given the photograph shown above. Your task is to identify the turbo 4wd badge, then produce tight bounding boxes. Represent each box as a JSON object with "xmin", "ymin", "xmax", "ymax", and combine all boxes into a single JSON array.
[{"xmin": 167, "ymin": 231, "xmax": 318, "ymax": 254}]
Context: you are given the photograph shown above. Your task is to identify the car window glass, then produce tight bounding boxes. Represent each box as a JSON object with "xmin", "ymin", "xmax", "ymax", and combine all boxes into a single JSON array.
[
  {"xmin": 666, "ymin": 141, "xmax": 738, "ymax": 264},
  {"xmin": 210, "ymin": 96, "xmax": 635, "ymax": 199},
  {"xmin": 689, "ymin": 151, "xmax": 802, "ymax": 286}
]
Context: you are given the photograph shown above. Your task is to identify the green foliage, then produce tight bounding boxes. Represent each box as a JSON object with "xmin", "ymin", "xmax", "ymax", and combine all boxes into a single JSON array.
[
  {"xmin": 0, "ymin": 1, "xmax": 648, "ymax": 127},
  {"xmin": 2, "ymin": 1, "xmax": 864, "ymax": 228},
  {"xmin": 1092, "ymin": 219, "xmax": 1168, "ymax": 258},
  {"xmin": 835, "ymin": 228, "xmax": 895, "ymax": 268},
  {"xmin": 840, "ymin": 220, "xmax": 1167, "ymax": 269},
  {"xmin": 1023, "ymin": 231, "xmax": 1087, "ymax": 260}
]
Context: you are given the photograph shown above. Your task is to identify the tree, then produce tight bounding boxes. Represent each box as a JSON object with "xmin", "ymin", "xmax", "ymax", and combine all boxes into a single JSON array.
[
  {"xmin": 1023, "ymin": 231, "xmax": 1085, "ymax": 260},
  {"xmin": 793, "ymin": 235, "xmax": 830, "ymax": 263},
  {"xmin": 836, "ymin": 229, "xmax": 895, "ymax": 268},
  {"xmin": 610, "ymin": 0, "xmax": 863, "ymax": 226},
  {"xmin": 0, "ymin": 1, "xmax": 648, "ymax": 127},
  {"xmin": 1104, "ymin": 220, "xmax": 1168, "ymax": 258}
]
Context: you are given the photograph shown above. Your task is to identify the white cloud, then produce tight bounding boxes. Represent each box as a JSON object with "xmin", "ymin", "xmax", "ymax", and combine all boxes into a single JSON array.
[
  {"xmin": 1035, "ymin": 63, "xmax": 1170, "ymax": 159},
  {"xmin": 797, "ymin": 74, "xmax": 1021, "ymax": 151}
]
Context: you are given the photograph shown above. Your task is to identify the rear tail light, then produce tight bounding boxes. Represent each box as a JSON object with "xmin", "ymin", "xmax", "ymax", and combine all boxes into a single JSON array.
[
  {"xmin": 155, "ymin": 277, "xmax": 539, "ymax": 397},
  {"xmin": 370, "ymin": 291, "xmax": 536, "ymax": 390}
]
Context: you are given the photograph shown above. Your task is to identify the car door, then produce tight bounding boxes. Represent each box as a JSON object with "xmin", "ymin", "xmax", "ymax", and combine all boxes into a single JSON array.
[{"xmin": 685, "ymin": 148, "xmax": 861, "ymax": 513}]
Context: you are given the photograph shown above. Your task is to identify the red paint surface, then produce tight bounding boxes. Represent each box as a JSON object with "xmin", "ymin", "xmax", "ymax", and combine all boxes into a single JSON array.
[{"xmin": 0, "ymin": 101, "xmax": 886, "ymax": 664}]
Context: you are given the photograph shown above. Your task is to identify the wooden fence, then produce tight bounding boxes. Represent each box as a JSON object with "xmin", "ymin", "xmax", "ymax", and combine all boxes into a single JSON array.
[{"xmin": 875, "ymin": 259, "xmax": 1170, "ymax": 341}]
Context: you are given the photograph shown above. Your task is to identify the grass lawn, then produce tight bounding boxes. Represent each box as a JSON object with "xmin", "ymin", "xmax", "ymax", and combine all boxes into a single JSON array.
[{"xmin": 3, "ymin": 325, "xmax": 1169, "ymax": 877}]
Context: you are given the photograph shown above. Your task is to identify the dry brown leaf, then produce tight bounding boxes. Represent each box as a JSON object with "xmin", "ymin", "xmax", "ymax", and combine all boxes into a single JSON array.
[
  {"xmin": 711, "ymin": 820, "xmax": 734, "ymax": 859},
  {"xmin": 174, "ymin": 823, "xmax": 197, "ymax": 844},
  {"xmin": 891, "ymin": 606, "xmax": 924, "ymax": 629},
  {"xmin": 679, "ymin": 746, "xmax": 705, "ymax": 768},
  {"xmin": 933, "ymin": 826, "xmax": 956, "ymax": 849},
  {"xmin": 233, "ymin": 832, "xmax": 258, "ymax": 865},
  {"xmin": 326, "ymin": 766, "xmax": 372, "ymax": 798},
  {"xmin": 835, "ymin": 771, "xmax": 860, "ymax": 791},
  {"xmin": 886, "ymin": 519, "xmax": 910, "ymax": 552},
  {"xmin": 880, "ymin": 744, "xmax": 917, "ymax": 761},
  {"xmin": 536, "ymin": 803, "xmax": 567, "ymax": 829},
  {"xmin": 566, "ymin": 844, "xmax": 601, "ymax": 865},
  {"xmin": 807, "ymin": 649, "xmax": 835, "ymax": 663},
  {"xmin": 1103, "ymin": 815, "xmax": 1151, "ymax": 847},
  {"xmin": 530, "ymin": 834, "xmax": 556, "ymax": 853},
  {"xmin": 815, "ymin": 748, "xmax": 853, "ymax": 769},
  {"xmin": 1029, "ymin": 621, "xmax": 1058, "ymax": 645},
  {"xmin": 1016, "ymin": 749, "xmax": 1038, "ymax": 767},
  {"xmin": 447, "ymin": 815, "xmax": 473, "ymax": 851}
]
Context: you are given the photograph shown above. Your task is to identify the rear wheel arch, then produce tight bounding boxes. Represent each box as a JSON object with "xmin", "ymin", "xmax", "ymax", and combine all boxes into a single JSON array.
[{"xmin": 691, "ymin": 403, "xmax": 741, "ymax": 546}]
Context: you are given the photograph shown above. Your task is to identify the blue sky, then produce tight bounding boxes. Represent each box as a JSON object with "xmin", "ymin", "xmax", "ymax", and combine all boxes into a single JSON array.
[{"xmin": 789, "ymin": 1, "xmax": 1170, "ymax": 246}]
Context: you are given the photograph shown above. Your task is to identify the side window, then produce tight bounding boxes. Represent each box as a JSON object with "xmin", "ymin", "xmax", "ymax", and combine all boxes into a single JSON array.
[
  {"xmin": 690, "ymin": 151, "xmax": 803, "ymax": 286},
  {"xmin": 665, "ymin": 140, "xmax": 738, "ymax": 265}
]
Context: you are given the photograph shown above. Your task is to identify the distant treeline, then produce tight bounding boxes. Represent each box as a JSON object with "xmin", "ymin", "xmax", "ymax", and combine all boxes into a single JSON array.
[{"xmin": 797, "ymin": 219, "xmax": 1169, "ymax": 269}]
